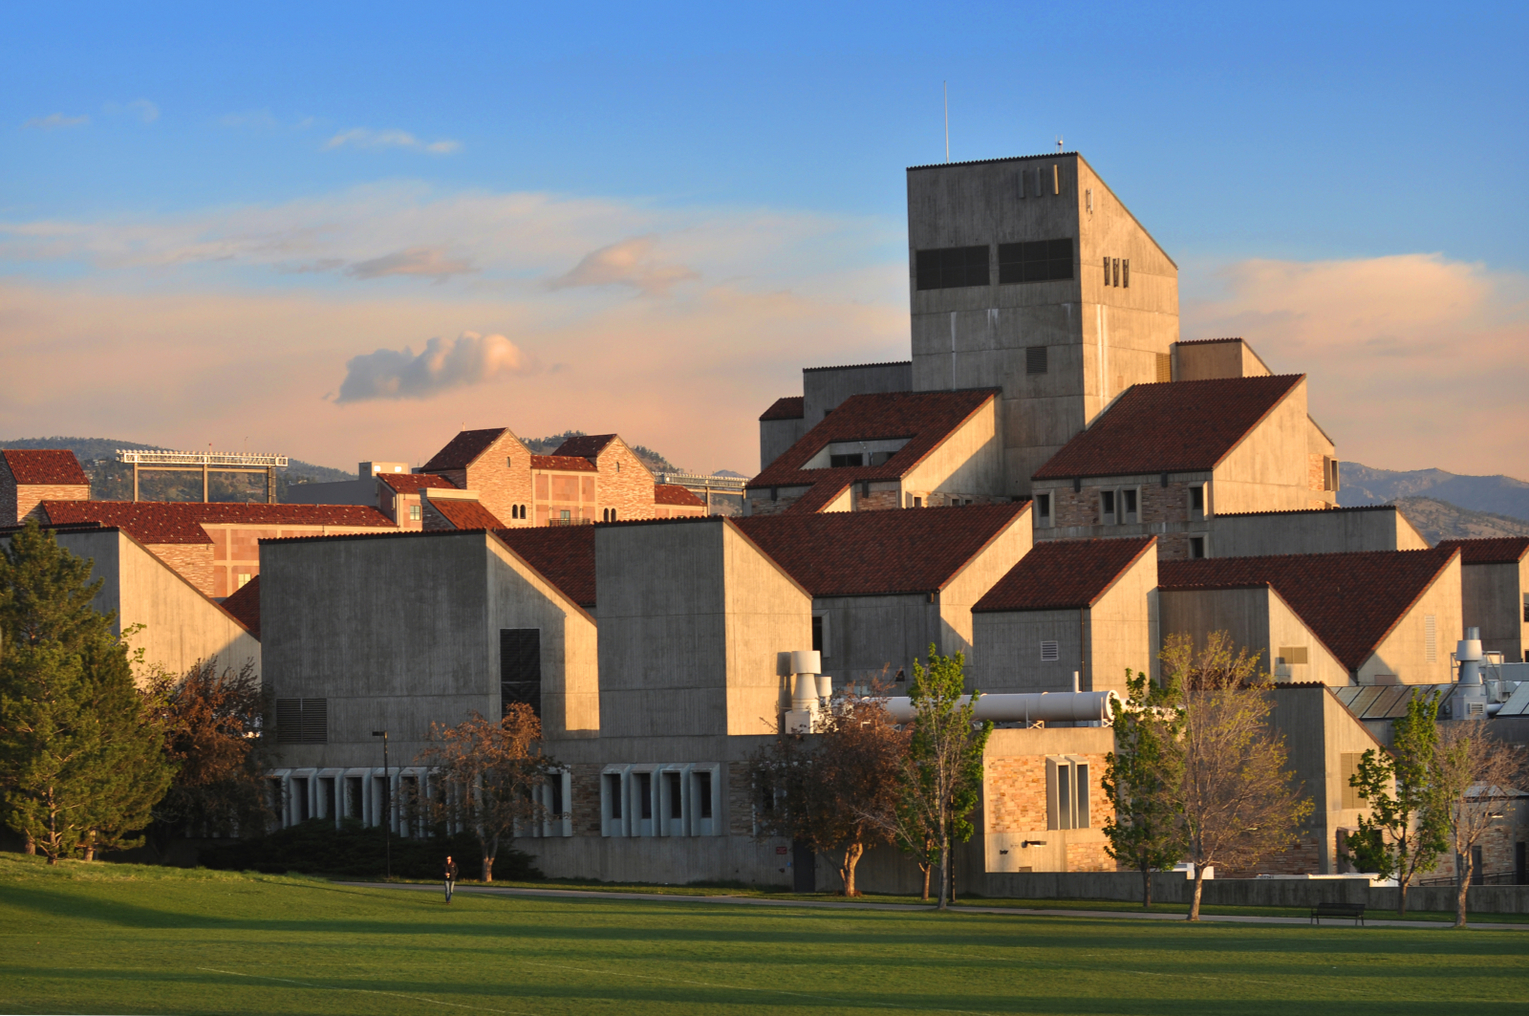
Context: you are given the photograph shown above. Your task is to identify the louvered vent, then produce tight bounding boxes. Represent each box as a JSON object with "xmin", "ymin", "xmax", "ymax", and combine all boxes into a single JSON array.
[
  {"xmin": 275, "ymin": 698, "xmax": 327, "ymax": 744},
  {"xmin": 1040, "ymin": 640, "xmax": 1060, "ymax": 662}
]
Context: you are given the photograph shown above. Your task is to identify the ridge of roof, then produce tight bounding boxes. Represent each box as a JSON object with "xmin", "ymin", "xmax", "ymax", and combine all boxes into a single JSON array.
[
  {"xmin": 735, "ymin": 503, "xmax": 1028, "ymax": 598},
  {"xmin": 2, "ymin": 449, "xmax": 89, "ymax": 486},
  {"xmin": 1032, "ymin": 375, "xmax": 1305, "ymax": 481},
  {"xmin": 421, "ymin": 428, "xmax": 508, "ymax": 471},
  {"xmin": 1176, "ymin": 337, "xmax": 1245, "ymax": 346},
  {"xmin": 379, "ymin": 472, "xmax": 457, "ymax": 493},
  {"xmin": 802, "ymin": 360, "xmax": 912, "ymax": 373},
  {"xmin": 1436, "ymin": 537, "xmax": 1529, "ymax": 565},
  {"xmin": 40, "ymin": 500, "xmax": 395, "ymax": 544},
  {"xmin": 531, "ymin": 454, "xmax": 598, "ymax": 472},
  {"xmin": 552, "ymin": 434, "xmax": 618, "ymax": 459},
  {"xmin": 1158, "ymin": 546, "xmax": 1460, "ymax": 671},
  {"xmin": 748, "ymin": 388, "xmax": 1000, "ymax": 489},
  {"xmin": 431, "ymin": 499, "xmax": 506, "ymax": 531},
  {"xmin": 1215, "ymin": 504, "xmax": 1396, "ymax": 519},
  {"xmin": 973, "ymin": 536, "xmax": 1157, "ymax": 613},
  {"xmin": 759, "ymin": 396, "xmax": 805, "ymax": 422},
  {"xmin": 908, "ymin": 152, "xmax": 1080, "ymax": 171}
]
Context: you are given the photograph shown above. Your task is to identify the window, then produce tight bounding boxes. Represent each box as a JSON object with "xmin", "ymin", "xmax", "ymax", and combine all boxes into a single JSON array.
[
  {"xmin": 607, "ymin": 774, "xmax": 623, "ymax": 819},
  {"xmin": 1189, "ymin": 536, "xmax": 1206, "ymax": 559},
  {"xmin": 236, "ymin": 572, "xmax": 252, "ymax": 589},
  {"xmin": 1046, "ymin": 756, "xmax": 1091, "ymax": 830},
  {"xmin": 409, "ymin": 504, "xmax": 422, "ymax": 522},
  {"xmin": 560, "ymin": 509, "xmax": 570, "ymax": 522},
  {"xmin": 1189, "ymin": 484, "xmax": 1206, "ymax": 518},
  {"xmin": 1122, "ymin": 259, "xmax": 1130, "ymax": 288},
  {"xmin": 1425, "ymin": 614, "xmax": 1437, "ymax": 663},
  {"xmin": 637, "ymin": 773, "xmax": 653, "ymax": 821},
  {"xmin": 1155, "ymin": 353, "xmax": 1171, "ymax": 383},
  {"xmin": 916, "ymin": 245, "xmax": 989, "ymax": 290},
  {"xmin": 1085, "ymin": 187, "xmax": 1093, "ymax": 213},
  {"xmin": 1278, "ymin": 646, "xmax": 1310, "ymax": 666},
  {"xmin": 1103, "ymin": 255, "xmax": 1111, "ymax": 286},
  {"xmin": 1035, "ymin": 492, "xmax": 1051, "ymax": 523},
  {"xmin": 274, "ymin": 698, "xmax": 327, "ymax": 744},
  {"xmin": 829, "ymin": 453, "xmax": 864, "ymax": 468},
  {"xmin": 1026, "ymin": 345, "xmax": 1048, "ymax": 375},
  {"xmin": 1040, "ymin": 640, "xmax": 1060, "ymax": 662},
  {"xmin": 500, "ymin": 628, "xmax": 542, "ymax": 718},
  {"xmin": 696, "ymin": 771, "xmax": 713, "ymax": 819},
  {"xmin": 812, "ymin": 614, "xmax": 830, "ymax": 657},
  {"xmin": 1100, "ymin": 489, "xmax": 1116, "ymax": 525},
  {"xmin": 1121, "ymin": 488, "xmax": 1138, "ymax": 524},
  {"xmin": 615, "ymin": 461, "xmax": 622, "ymax": 473},
  {"xmin": 666, "ymin": 772, "xmax": 684, "ymax": 820},
  {"xmin": 913, "ymin": 496, "xmax": 922, "ymax": 508},
  {"xmin": 998, "ymin": 239, "xmax": 1073, "ymax": 284},
  {"xmin": 506, "ymin": 456, "xmax": 514, "ymax": 469},
  {"xmin": 1340, "ymin": 753, "xmax": 1365, "ymax": 810},
  {"xmin": 1523, "ymin": 594, "xmax": 1528, "ymax": 624}
]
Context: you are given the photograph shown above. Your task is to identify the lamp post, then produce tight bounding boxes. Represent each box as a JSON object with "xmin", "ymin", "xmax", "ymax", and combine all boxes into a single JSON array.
[{"xmin": 371, "ymin": 730, "xmax": 391, "ymax": 880}]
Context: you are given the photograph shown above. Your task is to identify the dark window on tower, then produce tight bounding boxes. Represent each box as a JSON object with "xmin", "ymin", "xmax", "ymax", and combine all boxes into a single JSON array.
[
  {"xmin": 275, "ymin": 698, "xmax": 328, "ymax": 744},
  {"xmin": 696, "ymin": 771, "xmax": 713, "ymax": 819},
  {"xmin": 812, "ymin": 615, "xmax": 824, "ymax": 652},
  {"xmin": 1026, "ymin": 346, "xmax": 1048, "ymax": 375},
  {"xmin": 1035, "ymin": 492, "xmax": 1051, "ymax": 523},
  {"xmin": 607, "ymin": 774, "xmax": 623, "ymax": 819},
  {"xmin": 638, "ymin": 773, "xmax": 653, "ymax": 820},
  {"xmin": 998, "ymin": 239, "xmax": 1073, "ymax": 284},
  {"xmin": 916, "ymin": 245, "xmax": 990, "ymax": 290},
  {"xmin": 667, "ymin": 772, "xmax": 683, "ymax": 819},
  {"xmin": 829, "ymin": 453, "xmax": 864, "ymax": 468},
  {"xmin": 1189, "ymin": 536, "xmax": 1206, "ymax": 559},
  {"xmin": 500, "ymin": 628, "xmax": 542, "ymax": 717}
]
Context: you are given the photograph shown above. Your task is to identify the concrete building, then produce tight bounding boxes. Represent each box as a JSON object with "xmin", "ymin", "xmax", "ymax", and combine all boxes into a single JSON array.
[
  {"xmin": 1173, "ymin": 336, "xmax": 1273, "ymax": 382},
  {"xmin": 735, "ymin": 503, "xmax": 1034, "ymax": 689},
  {"xmin": 1159, "ymin": 547, "xmax": 1462, "ymax": 685},
  {"xmin": 284, "ymin": 461, "xmax": 412, "ymax": 507},
  {"xmin": 971, "ymin": 537, "xmax": 1158, "ymax": 695},
  {"xmin": 1210, "ymin": 504, "xmax": 1427, "ymax": 558},
  {"xmin": 1, "ymin": 523, "xmax": 261, "ymax": 682},
  {"xmin": 1030, "ymin": 375, "xmax": 1337, "ymax": 560},
  {"xmin": 1438, "ymin": 538, "xmax": 1529, "ymax": 662},
  {"xmin": 1, "ymin": 450, "xmax": 90, "ymax": 524},
  {"xmin": 758, "ymin": 361, "xmax": 915, "ymax": 471},
  {"xmin": 746, "ymin": 388, "xmax": 1004, "ymax": 515}
]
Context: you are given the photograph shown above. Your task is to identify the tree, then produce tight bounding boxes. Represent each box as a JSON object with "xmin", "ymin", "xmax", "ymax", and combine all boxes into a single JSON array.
[
  {"xmin": 146, "ymin": 656, "xmax": 271, "ymax": 849},
  {"xmin": 1343, "ymin": 691, "xmax": 1451, "ymax": 915},
  {"xmin": 0, "ymin": 521, "xmax": 174, "ymax": 863},
  {"xmin": 1435, "ymin": 719, "xmax": 1525, "ymax": 928},
  {"xmin": 1165, "ymin": 632, "xmax": 1314, "ymax": 921},
  {"xmin": 1102, "ymin": 667, "xmax": 1186, "ymax": 909},
  {"xmin": 413, "ymin": 704, "xmax": 557, "ymax": 882},
  {"xmin": 750, "ymin": 691, "xmax": 907, "ymax": 896},
  {"xmin": 890, "ymin": 646, "xmax": 991, "ymax": 910}
]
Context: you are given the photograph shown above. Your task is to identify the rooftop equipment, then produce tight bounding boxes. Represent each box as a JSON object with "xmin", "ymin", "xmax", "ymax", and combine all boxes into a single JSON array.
[{"xmin": 883, "ymin": 690, "xmax": 1121, "ymax": 726}]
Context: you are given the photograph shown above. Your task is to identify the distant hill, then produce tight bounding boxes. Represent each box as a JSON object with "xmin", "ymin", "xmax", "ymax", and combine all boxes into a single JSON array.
[
  {"xmin": 1, "ymin": 437, "xmax": 353, "ymax": 503},
  {"xmin": 1340, "ymin": 462, "xmax": 1529, "ymax": 522},
  {"xmin": 1389, "ymin": 497, "xmax": 1529, "ymax": 546}
]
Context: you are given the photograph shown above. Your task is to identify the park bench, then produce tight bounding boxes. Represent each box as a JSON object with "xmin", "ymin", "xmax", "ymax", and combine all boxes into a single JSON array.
[{"xmin": 1310, "ymin": 902, "xmax": 1365, "ymax": 926}]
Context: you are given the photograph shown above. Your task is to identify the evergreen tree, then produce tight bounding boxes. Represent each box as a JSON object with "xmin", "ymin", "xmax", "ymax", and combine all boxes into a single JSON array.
[{"xmin": 1102, "ymin": 668, "xmax": 1186, "ymax": 908}]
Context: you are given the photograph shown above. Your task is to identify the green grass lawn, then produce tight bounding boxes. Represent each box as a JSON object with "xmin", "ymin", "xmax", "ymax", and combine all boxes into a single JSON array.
[{"xmin": 2, "ymin": 854, "xmax": 1526, "ymax": 1016}]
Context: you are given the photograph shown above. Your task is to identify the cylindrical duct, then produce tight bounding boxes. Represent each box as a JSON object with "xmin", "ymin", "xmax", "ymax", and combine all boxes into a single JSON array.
[
  {"xmin": 881, "ymin": 691, "xmax": 1121, "ymax": 725},
  {"xmin": 816, "ymin": 674, "xmax": 832, "ymax": 700},
  {"xmin": 791, "ymin": 650, "xmax": 821, "ymax": 676}
]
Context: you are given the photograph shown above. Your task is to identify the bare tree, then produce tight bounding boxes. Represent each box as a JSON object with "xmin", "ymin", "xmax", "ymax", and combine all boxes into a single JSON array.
[
  {"xmin": 1435, "ymin": 719, "xmax": 1526, "ymax": 928},
  {"xmin": 413, "ymin": 704, "xmax": 557, "ymax": 882},
  {"xmin": 1165, "ymin": 632, "xmax": 1314, "ymax": 921}
]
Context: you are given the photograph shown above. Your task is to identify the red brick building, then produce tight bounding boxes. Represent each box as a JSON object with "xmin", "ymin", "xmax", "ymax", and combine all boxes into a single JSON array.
[{"xmin": 1, "ymin": 450, "xmax": 91, "ymax": 524}]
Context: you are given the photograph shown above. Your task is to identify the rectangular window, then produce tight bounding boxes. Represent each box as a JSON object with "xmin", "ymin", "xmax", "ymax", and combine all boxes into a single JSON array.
[
  {"xmin": 1341, "ymin": 752, "xmax": 1364, "ymax": 810},
  {"xmin": 1121, "ymin": 488, "xmax": 1138, "ymax": 524},
  {"xmin": 1100, "ymin": 489, "xmax": 1116, "ymax": 525},
  {"xmin": 274, "ymin": 698, "xmax": 327, "ymax": 744},
  {"xmin": 1189, "ymin": 536, "xmax": 1206, "ymax": 559},
  {"xmin": 696, "ymin": 771, "xmax": 713, "ymax": 819},
  {"xmin": 998, "ymin": 239, "xmax": 1073, "ymax": 284},
  {"xmin": 408, "ymin": 504, "xmax": 421, "ymax": 521},
  {"xmin": 811, "ymin": 614, "xmax": 823, "ymax": 653},
  {"xmin": 1122, "ymin": 259, "xmax": 1130, "ymax": 288},
  {"xmin": 1026, "ymin": 345, "xmax": 1048, "ymax": 375},
  {"xmin": 1035, "ymin": 492, "xmax": 1051, "ymax": 523},
  {"xmin": 916, "ymin": 245, "xmax": 990, "ymax": 290},
  {"xmin": 607, "ymin": 774, "xmax": 623, "ymax": 820},
  {"xmin": 1278, "ymin": 646, "xmax": 1310, "ymax": 666},
  {"xmin": 829, "ymin": 453, "xmax": 863, "ymax": 468},
  {"xmin": 1103, "ymin": 255, "xmax": 1111, "ymax": 286},
  {"xmin": 1189, "ymin": 484, "xmax": 1206, "ymax": 517},
  {"xmin": 1425, "ymin": 614, "xmax": 1437, "ymax": 663},
  {"xmin": 1040, "ymin": 640, "xmax": 1060, "ymax": 662},
  {"xmin": 1046, "ymin": 756, "xmax": 1091, "ymax": 830},
  {"xmin": 666, "ymin": 772, "xmax": 683, "ymax": 820},
  {"xmin": 1112, "ymin": 258, "xmax": 1120, "ymax": 286},
  {"xmin": 638, "ymin": 772, "xmax": 653, "ymax": 821},
  {"xmin": 500, "ymin": 628, "xmax": 542, "ymax": 718},
  {"xmin": 1155, "ymin": 353, "xmax": 1171, "ymax": 383}
]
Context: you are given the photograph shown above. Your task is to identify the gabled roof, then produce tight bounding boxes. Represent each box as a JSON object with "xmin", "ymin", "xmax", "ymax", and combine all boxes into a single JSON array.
[
  {"xmin": 39, "ymin": 501, "xmax": 396, "ymax": 545},
  {"xmin": 655, "ymin": 484, "xmax": 705, "ymax": 508},
  {"xmin": 421, "ymin": 428, "xmax": 507, "ymax": 471},
  {"xmin": 749, "ymin": 388, "xmax": 1000, "ymax": 489},
  {"xmin": 430, "ymin": 499, "xmax": 505, "ymax": 530},
  {"xmin": 1436, "ymin": 537, "xmax": 1529, "ymax": 565},
  {"xmin": 531, "ymin": 454, "xmax": 598, "ymax": 473},
  {"xmin": 1158, "ymin": 547, "xmax": 1460, "ymax": 672},
  {"xmin": 1032, "ymin": 375, "xmax": 1305, "ymax": 481},
  {"xmin": 760, "ymin": 396, "xmax": 805, "ymax": 422},
  {"xmin": 734, "ymin": 503, "xmax": 1028, "ymax": 597},
  {"xmin": 379, "ymin": 472, "xmax": 457, "ymax": 494},
  {"xmin": 495, "ymin": 526, "xmax": 595, "ymax": 607},
  {"xmin": 786, "ymin": 479, "xmax": 853, "ymax": 514},
  {"xmin": 973, "ymin": 537, "xmax": 1156, "ymax": 613},
  {"xmin": 221, "ymin": 575, "xmax": 261, "ymax": 639},
  {"xmin": 2, "ymin": 450, "xmax": 89, "ymax": 486},
  {"xmin": 552, "ymin": 434, "xmax": 617, "ymax": 459}
]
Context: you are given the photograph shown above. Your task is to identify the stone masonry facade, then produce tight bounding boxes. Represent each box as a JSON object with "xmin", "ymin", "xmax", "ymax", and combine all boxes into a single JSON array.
[
  {"xmin": 8, "ymin": 483, "xmax": 92, "ymax": 525},
  {"xmin": 463, "ymin": 432, "xmax": 536, "ymax": 527},
  {"xmin": 984, "ymin": 751, "xmax": 1115, "ymax": 872}
]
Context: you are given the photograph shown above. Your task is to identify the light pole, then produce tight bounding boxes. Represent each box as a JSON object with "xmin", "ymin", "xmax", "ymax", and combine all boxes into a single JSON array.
[{"xmin": 371, "ymin": 730, "xmax": 391, "ymax": 880}]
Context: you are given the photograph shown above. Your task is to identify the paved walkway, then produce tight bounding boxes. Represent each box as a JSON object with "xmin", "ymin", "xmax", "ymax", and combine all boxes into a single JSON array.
[{"xmin": 349, "ymin": 881, "xmax": 1528, "ymax": 931}]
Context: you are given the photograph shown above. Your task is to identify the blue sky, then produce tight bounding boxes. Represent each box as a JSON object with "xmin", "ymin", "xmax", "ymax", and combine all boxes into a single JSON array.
[{"xmin": 2, "ymin": 2, "xmax": 1526, "ymax": 476}]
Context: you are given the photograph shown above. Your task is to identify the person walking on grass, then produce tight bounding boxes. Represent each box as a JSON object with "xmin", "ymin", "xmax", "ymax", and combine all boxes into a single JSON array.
[{"xmin": 444, "ymin": 855, "xmax": 458, "ymax": 903}]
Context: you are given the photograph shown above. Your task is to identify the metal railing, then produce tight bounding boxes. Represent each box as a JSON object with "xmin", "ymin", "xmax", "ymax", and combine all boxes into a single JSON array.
[{"xmin": 117, "ymin": 450, "xmax": 289, "ymax": 467}]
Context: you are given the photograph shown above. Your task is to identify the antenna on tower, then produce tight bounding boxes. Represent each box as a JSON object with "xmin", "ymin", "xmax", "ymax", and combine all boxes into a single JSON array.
[
  {"xmin": 944, "ymin": 81, "xmax": 950, "ymax": 163},
  {"xmin": 1056, "ymin": 135, "xmax": 1064, "ymax": 152}
]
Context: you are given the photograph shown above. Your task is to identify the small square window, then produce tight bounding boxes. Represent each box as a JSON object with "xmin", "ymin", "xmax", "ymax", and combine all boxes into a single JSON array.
[
  {"xmin": 409, "ymin": 504, "xmax": 422, "ymax": 522},
  {"xmin": 1189, "ymin": 536, "xmax": 1206, "ymax": 559}
]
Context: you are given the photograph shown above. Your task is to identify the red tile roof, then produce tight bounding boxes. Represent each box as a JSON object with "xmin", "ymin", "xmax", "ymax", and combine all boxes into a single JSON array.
[
  {"xmin": 760, "ymin": 396, "xmax": 805, "ymax": 422},
  {"xmin": 421, "ymin": 428, "xmax": 507, "ymax": 471},
  {"xmin": 655, "ymin": 484, "xmax": 705, "ymax": 507},
  {"xmin": 2, "ymin": 450, "xmax": 89, "ymax": 486},
  {"xmin": 552, "ymin": 434, "xmax": 617, "ymax": 459},
  {"xmin": 973, "ymin": 537, "xmax": 1156, "ymax": 613},
  {"xmin": 786, "ymin": 479, "xmax": 853, "ymax": 514},
  {"xmin": 735, "ymin": 503, "xmax": 1028, "ymax": 597},
  {"xmin": 1032, "ymin": 375, "xmax": 1305, "ymax": 481},
  {"xmin": 39, "ymin": 501, "xmax": 396, "ymax": 545},
  {"xmin": 531, "ymin": 454, "xmax": 598, "ymax": 473},
  {"xmin": 1216, "ymin": 505, "xmax": 1392, "ymax": 519},
  {"xmin": 431, "ymin": 499, "xmax": 506, "ymax": 530},
  {"xmin": 379, "ymin": 472, "xmax": 457, "ymax": 494},
  {"xmin": 749, "ymin": 389, "xmax": 1000, "ymax": 489},
  {"xmin": 1437, "ymin": 537, "xmax": 1529, "ymax": 565},
  {"xmin": 1158, "ymin": 547, "xmax": 1460, "ymax": 672},
  {"xmin": 495, "ymin": 526, "xmax": 596, "ymax": 607},
  {"xmin": 221, "ymin": 575, "xmax": 260, "ymax": 639}
]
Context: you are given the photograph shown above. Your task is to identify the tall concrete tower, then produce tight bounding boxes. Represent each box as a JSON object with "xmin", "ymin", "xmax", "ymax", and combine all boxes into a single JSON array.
[{"xmin": 907, "ymin": 153, "xmax": 1179, "ymax": 496}]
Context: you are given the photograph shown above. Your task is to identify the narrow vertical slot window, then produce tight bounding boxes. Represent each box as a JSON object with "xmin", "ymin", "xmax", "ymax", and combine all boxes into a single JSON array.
[
  {"xmin": 1122, "ymin": 259, "xmax": 1129, "ymax": 288},
  {"xmin": 1036, "ymin": 492, "xmax": 1051, "ymax": 524}
]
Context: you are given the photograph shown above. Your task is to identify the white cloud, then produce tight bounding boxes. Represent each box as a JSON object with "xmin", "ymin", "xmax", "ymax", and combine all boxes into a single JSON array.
[
  {"xmin": 22, "ymin": 113, "xmax": 89, "ymax": 130},
  {"xmin": 549, "ymin": 236, "xmax": 699, "ymax": 296},
  {"xmin": 336, "ymin": 331, "xmax": 535, "ymax": 402},
  {"xmin": 323, "ymin": 128, "xmax": 460, "ymax": 155},
  {"xmin": 346, "ymin": 246, "xmax": 475, "ymax": 281}
]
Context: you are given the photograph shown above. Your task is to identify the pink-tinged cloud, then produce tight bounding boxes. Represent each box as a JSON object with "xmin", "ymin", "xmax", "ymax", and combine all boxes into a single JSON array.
[
  {"xmin": 549, "ymin": 236, "xmax": 699, "ymax": 296},
  {"xmin": 337, "ymin": 331, "xmax": 534, "ymax": 402},
  {"xmin": 1185, "ymin": 254, "xmax": 1529, "ymax": 479}
]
